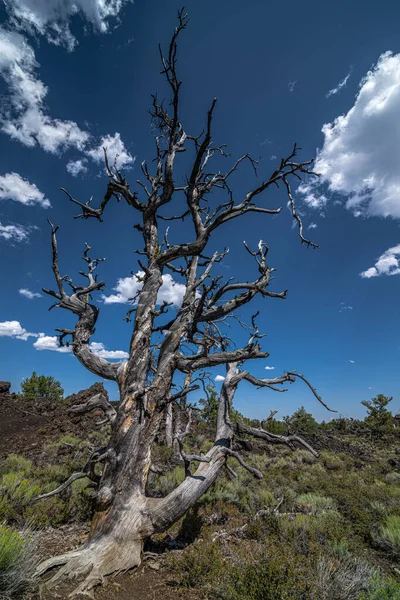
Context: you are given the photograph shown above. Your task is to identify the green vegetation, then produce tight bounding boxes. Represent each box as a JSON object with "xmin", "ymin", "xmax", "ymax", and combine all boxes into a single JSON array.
[
  {"xmin": 361, "ymin": 394, "xmax": 394, "ymax": 434},
  {"xmin": 0, "ymin": 391, "xmax": 399, "ymax": 597},
  {"xmin": 21, "ymin": 371, "xmax": 64, "ymax": 402},
  {"xmin": 0, "ymin": 525, "xmax": 37, "ymax": 598}
]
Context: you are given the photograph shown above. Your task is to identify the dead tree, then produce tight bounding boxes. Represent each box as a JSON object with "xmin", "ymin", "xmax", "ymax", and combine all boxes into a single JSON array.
[{"xmin": 35, "ymin": 11, "xmax": 335, "ymax": 596}]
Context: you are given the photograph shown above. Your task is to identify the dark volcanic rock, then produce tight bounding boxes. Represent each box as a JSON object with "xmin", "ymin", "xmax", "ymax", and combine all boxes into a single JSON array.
[
  {"xmin": 0, "ymin": 382, "xmax": 111, "ymax": 460},
  {"xmin": 65, "ymin": 382, "xmax": 109, "ymax": 407},
  {"xmin": 0, "ymin": 381, "xmax": 11, "ymax": 394}
]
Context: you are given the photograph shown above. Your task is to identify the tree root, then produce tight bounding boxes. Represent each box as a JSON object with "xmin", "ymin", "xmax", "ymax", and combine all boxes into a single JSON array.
[{"xmin": 36, "ymin": 536, "xmax": 143, "ymax": 598}]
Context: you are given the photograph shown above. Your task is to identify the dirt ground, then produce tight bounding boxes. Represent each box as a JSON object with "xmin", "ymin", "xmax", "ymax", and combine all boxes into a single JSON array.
[
  {"xmin": 0, "ymin": 384, "xmax": 106, "ymax": 460},
  {"xmin": 0, "ymin": 386, "xmax": 204, "ymax": 599},
  {"xmin": 26, "ymin": 525, "xmax": 204, "ymax": 600}
]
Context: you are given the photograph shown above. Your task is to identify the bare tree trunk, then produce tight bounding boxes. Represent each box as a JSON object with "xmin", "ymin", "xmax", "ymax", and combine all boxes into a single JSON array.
[
  {"xmin": 165, "ymin": 403, "xmax": 173, "ymax": 447},
  {"xmin": 34, "ymin": 10, "xmax": 332, "ymax": 597}
]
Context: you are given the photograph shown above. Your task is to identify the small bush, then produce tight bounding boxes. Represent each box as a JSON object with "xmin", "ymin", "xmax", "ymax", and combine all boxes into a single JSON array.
[
  {"xmin": 0, "ymin": 525, "xmax": 37, "ymax": 597},
  {"xmin": 373, "ymin": 515, "xmax": 400, "ymax": 557},
  {"xmin": 360, "ymin": 575, "xmax": 400, "ymax": 600},
  {"xmin": 0, "ymin": 456, "xmax": 32, "ymax": 478},
  {"xmin": 152, "ymin": 466, "xmax": 185, "ymax": 497},
  {"xmin": 170, "ymin": 540, "xmax": 224, "ymax": 588},
  {"xmin": 316, "ymin": 554, "xmax": 376, "ymax": 600},
  {"xmin": 296, "ymin": 493, "xmax": 337, "ymax": 515}
]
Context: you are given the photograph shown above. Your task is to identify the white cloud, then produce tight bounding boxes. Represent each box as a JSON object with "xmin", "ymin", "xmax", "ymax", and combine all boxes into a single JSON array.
[
  {"xmin": 33, "ymin": 333, "xmax": 72, "ymax": 352},
  {"xmin": 326, "ymin": 69, "xmax": 352, "ymax": 98},
  {"xmin": 0, "ymin": 320, "xmax": 38, "ymax": 340},
  {"xmin": 214, "ymin": 375, "xmax": 225, "ymax": 382},
  {"xmin": 86, "ymin": 133, "xmax": 134, "ymax": 170},
  {"xmin": 0, "ymin": 28, "xmax": 90, "ymax": 154},
  {"xmin": 0, "ymin": 318, "xmax": 127, "ymax": 360},
  {"xmin": 89, "ymin": 341, "xmax": 128, "ymax": 360},
  {"xmin": 348, "ymin": 359, "xmax": 355, "ymax": 364},
  {"xmin": 102, "ymin": 272, "xmax": 187, "ymax": 307},
  {"xmin": 66, "ymin": 159, "xmax": 88, "ymax": 176},
  {"xmin": 288, "ymin": 80, "xmax": 297, "ymax": 92},
  {"xmin": 299, "ymin": 52, "xmax": 400, "ymax": 219},
  {"xmin": 264, "ymin": 366, "xmax": 275, "ymax": 370},
  {"xmin": 360, "ymin": 244, "xmax": 400, "ymax": 278},
  {"xmin": 339, "ymin": 302, "xmax": 353, "ymax": 312},
  {"xmin": 19, "ymin": 288, "xmax": 42, "ymax": 299},
  {"xmin": 0, "ymin": 222, "xmax": 33, "ymax": 242},
  {"xmin": 33, "ymin": 336, "xmax": 128, "ymax": 359},
  {"xmin": 0, "ymin": 172, "xmax": 50, "ymax": 207},
  {"xmin": 307, "ymin": 222, "xmax": 317, "ymax": 230},
  {"xmin": 3, "ymin": 0, "xmax": 132, "ymax": 51}
]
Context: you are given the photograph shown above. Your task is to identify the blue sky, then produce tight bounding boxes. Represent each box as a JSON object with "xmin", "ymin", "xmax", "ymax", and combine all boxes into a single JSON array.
[{"xmin": 1, "ymin": 0, "xmax": 400, "ymax": 421}]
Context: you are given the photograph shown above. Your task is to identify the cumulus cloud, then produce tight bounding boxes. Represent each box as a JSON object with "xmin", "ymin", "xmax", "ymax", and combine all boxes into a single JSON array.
[
  {"xmin": 86, "ymin": 133, "xmax": 134, "ymax": 170},
  {"xmin": 0, "ymin": 28, "xmax": 90, "ymax": 153},
  {"xmin": 66, "ymin": 159, "xmax": 88, "ymax": 177},
  {"xmin": 360, "ymin": 244, "xmax": 400, "ymax": 278},
  {"xmin": 1, "ymin": 318, "xmax": 127, "ymax": 360},
  {"xmin": 0, "ymin": 320, "xmax": 38, "ymax": 340},
  {"xmin": 264, "ymin": 366, "xmax": 275, "ymax": 370},
  {"xmin": 325, "ymin": 69, "xmax": 352, "ymax": 98},
  {"xmin": 3, "ymin": 0, "xmax": 131, "ymax": 51},
  {"xmin": 0, "ymin": 222, "xmax": 35, "ymax": 242},
  {"xmin": 102, "ymin": 272, "xmax": 187, "ymax": 307},
  {"xmin": 33, "ymin": 336, "xmax": 128, "ymax": 359},
  {"xmin": 0, "ymin": 172, "xmax": 50, "ymax": 207},
  {"xmin": 19, "ymin": 288, "xmax": 42, "ymax": 299},
  {"xmin": 299, "ymin": 52, "xmax": 400, "ymax": 219},
  {"xmin": 33, "ymin": 333, "xmax": 72, "ymax": 353},
  {"xmin": 214, "ymin": 375, "xmax": 225, "ymax": 382},
  {"xmin": 88, "ymin": 341, "xmax": 128, "ymax": 360}
]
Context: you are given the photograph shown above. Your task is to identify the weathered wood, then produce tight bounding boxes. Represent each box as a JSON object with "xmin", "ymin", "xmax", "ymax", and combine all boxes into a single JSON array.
[{"xmin": 36, "ymin": 10, "xmax": 325, "ymax": 597}]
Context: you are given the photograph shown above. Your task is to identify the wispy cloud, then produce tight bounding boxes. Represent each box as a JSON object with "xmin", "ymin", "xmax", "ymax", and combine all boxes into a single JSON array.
[
  {"xmin": 288, "ymin": 80, "xmax": 297, "ymax": 92},
  {"xmin": 265, "ymin": 366, "xmax": 275, "ymax": 370},
  {"xmin": 307, "ymin": 222, "xmax": 318, "ymax": 230},
  {"xmin": 339, "ymin": 302, "xmax": 353, "ymax": 312},
  {"xmin": 348, "ymin": 359, "xmax": 355, "ymax": 364},
  {"xmin": 0, "ymin": 222, "xmax": 36, "ymax": 243},
  {"xmin": 326, "ymin": 68, "xmax": 352, "ymax": 98},
  {"xmin": 19, "ymin": 288, "xmax": 42, "ymax": 299}
]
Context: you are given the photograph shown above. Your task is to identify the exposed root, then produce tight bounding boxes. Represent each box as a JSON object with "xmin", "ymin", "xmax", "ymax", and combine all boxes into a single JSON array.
[{"xmin": 36, "ymin": 536, "xmax": 143, "ymax": 598}]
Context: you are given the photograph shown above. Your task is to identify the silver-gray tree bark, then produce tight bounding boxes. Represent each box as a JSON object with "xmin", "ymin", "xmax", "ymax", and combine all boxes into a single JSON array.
[{"xmin": 35, "ymin": 10, "xmax": 335, "ymax": 597}]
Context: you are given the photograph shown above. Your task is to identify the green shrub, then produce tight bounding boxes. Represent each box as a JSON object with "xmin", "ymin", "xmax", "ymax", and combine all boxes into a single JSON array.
[
  {"xmin": 24, "ymin": 496, "xmax": 70, "ymax": 528},
  {"xmin": 373, "ymin": 516, "xmax": 400, "ymax": 557},
  {"xmin": 360, "ymin": 575, "xmax": 400, "ymax": 600},
  {"xmin": 170, "ymin": 540, "xmax": 224, "ymax": 588},
  {"xmin": 296, "ymin": 493, "xmax": 337, "ymax": 515},
  {"xmin": 151, "ymin": 466, "xmax": 185, "ymax": 497},
  {"xmin": 21, "ymin": 371, "xmax": 64, "ymax": 402},
  {"xmin": 0, "ymin": 525, "xmax": 37, "ymax": 597},
  {"xmin": 316, "ymin": 554, "xmax": 376, "ymax": 600},
  {"xmin": 0, "ymin": 456, "xmax": 32, "ymax": 478},
  {"xmin": 212, "ymin": 542, "xmax": 317, "ymax": 600}
]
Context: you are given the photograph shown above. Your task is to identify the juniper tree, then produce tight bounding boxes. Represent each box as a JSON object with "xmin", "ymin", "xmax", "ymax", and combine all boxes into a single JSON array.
[{"xmin": 35, "ymin": 11, "xmax": 335, "ymax": 596}]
